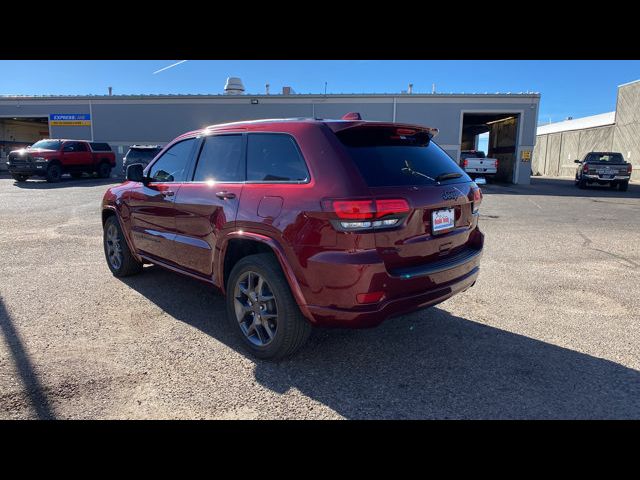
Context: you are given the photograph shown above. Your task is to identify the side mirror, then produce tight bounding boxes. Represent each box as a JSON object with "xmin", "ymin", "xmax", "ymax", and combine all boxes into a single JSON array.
[
  {"xmin": 574, "ymin": 159, "xmax": 581, "ymax": 164},
  {"xmin": 126, "ymin": 163, "xmax": 147, "ymax": 183}
]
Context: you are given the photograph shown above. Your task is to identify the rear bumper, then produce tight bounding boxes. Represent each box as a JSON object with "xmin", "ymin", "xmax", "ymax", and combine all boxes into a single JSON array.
[
  {"xmin": 303, "ymin": 233, "xmax": 484, "ymax": 328},
  {"xmin": 306, "ymin": 264, "xmax": 480, "ymax": 328},
  {"xmin": 584, "ymin": 174, "xmax": 630, "ymax": 181}
]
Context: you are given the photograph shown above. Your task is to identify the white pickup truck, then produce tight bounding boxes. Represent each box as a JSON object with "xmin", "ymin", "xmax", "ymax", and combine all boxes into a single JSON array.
[{"xmin": 460, "ymin": 150, "xmax": 498, "ymax": 181}]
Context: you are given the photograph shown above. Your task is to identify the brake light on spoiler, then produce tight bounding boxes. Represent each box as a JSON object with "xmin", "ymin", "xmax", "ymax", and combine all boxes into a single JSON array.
[{"xmin": 324, "ymin": 198, "xmax": 410, "ymax": 231}]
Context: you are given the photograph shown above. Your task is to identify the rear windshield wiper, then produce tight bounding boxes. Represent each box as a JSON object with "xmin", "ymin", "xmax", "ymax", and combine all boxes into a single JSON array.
[
  {"xmin": 401, "ymin": 160, "xmax": 436, "ymax": 182},
  {"xmin": 435, "ymin": 172, "xmax": 463, "ymax": 182}
]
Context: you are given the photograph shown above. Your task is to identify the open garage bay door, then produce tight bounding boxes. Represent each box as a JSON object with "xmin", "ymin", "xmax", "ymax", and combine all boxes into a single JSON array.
[
  {"xmin": 461, "ymin": 113, "xmax": 520, "ymax": 183},
  {"xmin": 0, "ymin": 117, "xmax": 50, "ymax": 168}
]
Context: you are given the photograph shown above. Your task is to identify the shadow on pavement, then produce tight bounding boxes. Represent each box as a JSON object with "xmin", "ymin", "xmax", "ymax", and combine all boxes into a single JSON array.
[
  {"xmin": 482, "ymin": 177, "xmax": 640, "ymax": 199},
  {"xmin": 0, "ymin": 298, "xmax": 55, "ymax": 419},
  {"xmin": 119, "ymin": 265, "xmax": 640, "ymax": 419},
  {"xmin": 7, "ymin": 175, "xmax": 121, "ymax": 190}
]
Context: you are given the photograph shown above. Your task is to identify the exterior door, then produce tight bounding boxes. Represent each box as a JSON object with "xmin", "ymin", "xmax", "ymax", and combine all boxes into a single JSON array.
[
  {"xmin": 173, "ymin": 133, "xmax": 245, "ymax": 279},
  {"xmin": 127, "ymin": 137, "xmax": 198, "ymax": 264},
  {"xmin": 62, "ymin": 141, "xmax": 92, "ymax": 169}
]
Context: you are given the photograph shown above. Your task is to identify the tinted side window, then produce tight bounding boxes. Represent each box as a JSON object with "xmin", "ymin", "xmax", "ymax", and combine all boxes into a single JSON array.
[
  {"xmin": 193, "ymin": 135, "xmax": 244, "ymax": 182},
  {"xmin": 90, "ymin": 142, "xmax": 111, "ymax": 151},
  {"xmin": 247, "ymin": 134, "xmax": 309, "ymax": 182},
  {"xmin": 75, "ymin": 142, "xmax": 88, "ymax": 152},
  {"xmin": 148, "ymin": 138, "xmax": 196, "ymax": 183}
]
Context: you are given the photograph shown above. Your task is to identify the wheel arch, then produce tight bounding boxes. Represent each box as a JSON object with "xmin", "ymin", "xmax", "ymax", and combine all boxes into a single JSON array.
[
  {"xmin": 101, "ymin": 207, "xmax": 142, "ymax": 263},
  {"xmin": 218, "ymin": 232, "xmax": 313, "ymax": 321}
]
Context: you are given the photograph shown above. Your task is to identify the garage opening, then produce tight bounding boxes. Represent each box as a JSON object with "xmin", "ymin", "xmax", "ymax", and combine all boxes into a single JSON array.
[
  {"xmin": 0, "ymin": 117, "xmax": 50, "ymax": 165},
  {"xmin": 461, "ymin": 113, "xmax": 520, "ymax": 183}
]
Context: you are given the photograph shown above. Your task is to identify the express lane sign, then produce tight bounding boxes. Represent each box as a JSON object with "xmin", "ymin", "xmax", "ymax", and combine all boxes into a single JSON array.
[{"xmin": 49, "ymin": 114, "xmax": 91, "ymax": 126}]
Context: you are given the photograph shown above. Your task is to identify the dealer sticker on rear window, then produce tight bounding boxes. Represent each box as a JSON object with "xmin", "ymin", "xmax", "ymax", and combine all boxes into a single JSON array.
[{"xmin": 432, "ymin": 208, "xmax": 455, "ymax": 234}]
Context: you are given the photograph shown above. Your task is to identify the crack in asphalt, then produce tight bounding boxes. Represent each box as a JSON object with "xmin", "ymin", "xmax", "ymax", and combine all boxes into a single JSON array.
[{"xmin": 577, "ymin": 229, "xmax": 639, "ymax": 269}]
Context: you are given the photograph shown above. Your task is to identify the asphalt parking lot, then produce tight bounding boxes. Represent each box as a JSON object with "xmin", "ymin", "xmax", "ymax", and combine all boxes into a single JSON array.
[{"xmin": 1, "ymin": 173, "xmax": 639, "ymax": 419}]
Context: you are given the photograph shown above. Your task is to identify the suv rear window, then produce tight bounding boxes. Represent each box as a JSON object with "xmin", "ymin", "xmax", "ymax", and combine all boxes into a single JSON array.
[
  {"xmin": 338, "ymin": 126, "xmax": 470, "ymax": 187},
  {"xmin": 126, "ymin": 148, "xmax": 161, "ymax": 163},
  {"xmin": 90, "ymin": 142, "xmax": 111, "ymax": 151},
  {"xmin": 247, "ymin": 134, "xmax": 309, "ymax": 182}
]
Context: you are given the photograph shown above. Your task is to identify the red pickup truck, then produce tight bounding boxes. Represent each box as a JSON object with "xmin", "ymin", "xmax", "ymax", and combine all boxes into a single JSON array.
[{"xmin": 7, "ymin": 139, "xmax": 116, "ymax": 182}]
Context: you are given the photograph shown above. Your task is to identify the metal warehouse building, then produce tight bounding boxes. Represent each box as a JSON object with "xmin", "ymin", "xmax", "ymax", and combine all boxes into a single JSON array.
[
  {"xmin": 0, "ymin": 87, "xmax": 540, "ymax": 184},
  {"xmin": 533, "ymin": 79, "xmax": 640, "ymax": 182}
]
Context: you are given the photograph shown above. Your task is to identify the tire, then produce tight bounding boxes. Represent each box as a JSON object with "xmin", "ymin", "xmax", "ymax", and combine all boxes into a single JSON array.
[
  {"xmin": 46, "ymin": 163, "xmax": 62, "ymax": 183},
  {"xmin": 103, "ymin": 215, "xmax": 143, "ymax": 277},
  {"xmin": 226, "ymin": 253, "xmax": 312, "ymax": 360},
  {"xmin": 578, "ymin": 177, "xmax": 587, "ymax": 189},
  {"xmin": 618, "ymin": 181, "xmax": 629, "ymax": 192},
  {"xmin": 70, "ymin": 172, "xmax": 83, "ymax": 179},
  {"xmin": 97, "ymin": 162, "xmax": 112, "ymax": 179},
  {"xmin": 11, "ymin": 174, "xmax": 29, "ymax": 182}
]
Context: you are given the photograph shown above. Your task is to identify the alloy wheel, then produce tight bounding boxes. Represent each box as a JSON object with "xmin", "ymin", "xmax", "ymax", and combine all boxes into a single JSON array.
[
  {"xmin": 233, "ymin": 271, "xmax": 278, "ymax": 346},
  {"xmin": 105, "ymin": 223, "xmax": 123, "ymax": 270}
]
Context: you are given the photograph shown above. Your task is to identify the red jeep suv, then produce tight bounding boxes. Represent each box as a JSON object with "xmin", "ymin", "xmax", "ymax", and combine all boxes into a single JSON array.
[{"xmin": 101, "ymin": 114, "xmax": 484, "ymax": 359}]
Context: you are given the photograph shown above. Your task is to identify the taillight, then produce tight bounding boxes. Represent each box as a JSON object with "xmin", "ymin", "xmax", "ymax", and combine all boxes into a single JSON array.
[
  {"xmin": 463, "ymin": 159, "xmax": 468, "ymax": 168},
  {"xmin": 472, "ymin": 187, "xmax": 482, "ymax": 214},
  {"xmin": 376, "ymin": 199, "xmax": 410, "ymax": 217},
  {"xmin": 327, "ymin": 198, "xmax": 410, "ymax": 231},
  {"xmin": 583, "ymin": 164, "xmax": 589, "ymax": 173},
  {"xmin": 495, "ymin": 159, "xmax": 499, "ymax": 169},
  {"xmin": 332, "ymin": 200, "xmax": 375, "ymax": 220},
  {"xmin": 628, "ymin": 163, "xmax": 633, "ymax": 174}
]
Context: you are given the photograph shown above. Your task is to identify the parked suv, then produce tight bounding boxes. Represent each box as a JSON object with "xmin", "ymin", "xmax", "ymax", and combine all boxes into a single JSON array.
[
  {"xmin": 7, "ymin": 139, "xmax": 115, "ymax": 182},
  {"xmin": 574, "ymin": 151, "xmax": 632, "ymax": 190},
  {"xmin": 122, "ymin": 144, "xmax": 163, "ymax": 176},
  {"xmin": 102, "ymin": 115, "xmax": 484, "ymax": 359}
]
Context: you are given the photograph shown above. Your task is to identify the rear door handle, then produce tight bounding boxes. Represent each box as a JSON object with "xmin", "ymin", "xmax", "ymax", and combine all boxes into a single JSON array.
[
  {"xmin": 216, "ymin": 191, "xmax": 236, "ymax": 200},
  {"xmin": 161, "ymin": 190, "xmax": 175, "ymax": 197}
]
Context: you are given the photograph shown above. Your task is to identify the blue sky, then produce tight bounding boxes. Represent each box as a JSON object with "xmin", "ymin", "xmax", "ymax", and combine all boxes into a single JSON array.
[{"xmin": 1, "ymin": 60, "xmax": 639, "ymax": 125}]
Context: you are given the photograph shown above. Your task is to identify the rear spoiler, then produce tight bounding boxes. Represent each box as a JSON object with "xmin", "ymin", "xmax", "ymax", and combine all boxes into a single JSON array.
[
  {"xmin": 327, "ymin": 121, "xmax": 439, "ymax": 138},
  {"xmin": 328, "ymin": 121, "xmax": 439, "ymax": 143}
]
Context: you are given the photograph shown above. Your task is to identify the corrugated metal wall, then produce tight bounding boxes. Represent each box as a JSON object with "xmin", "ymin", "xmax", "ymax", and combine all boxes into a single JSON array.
[{"xmin": 0, "ymin": 94, "xmax": 541, "ymax": 183}]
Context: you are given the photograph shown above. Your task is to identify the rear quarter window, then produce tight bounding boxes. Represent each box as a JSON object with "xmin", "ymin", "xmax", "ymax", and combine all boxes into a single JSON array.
[
  {"xmin": 247, "ymin": 133, "xmax": 309, "ymax": 182},
  {"xmin": 338, "ymin": 126, "xmax": 470, "ymax": 187}
]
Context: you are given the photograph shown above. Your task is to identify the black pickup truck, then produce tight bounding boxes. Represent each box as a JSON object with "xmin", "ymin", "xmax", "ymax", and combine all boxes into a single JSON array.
[{"xmin": 575, "ymin": 152, "xmax": 632, "ymax": 191}]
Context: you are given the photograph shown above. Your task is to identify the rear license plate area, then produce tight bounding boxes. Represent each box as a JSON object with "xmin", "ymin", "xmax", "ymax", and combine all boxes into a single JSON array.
[{"xmin": 432, "ymin": 208, "xmax": 455, "ymax": 234}]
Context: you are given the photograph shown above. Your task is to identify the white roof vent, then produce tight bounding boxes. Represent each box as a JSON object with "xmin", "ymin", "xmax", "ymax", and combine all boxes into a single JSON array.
[{"xmin": 224, "ymin": 77, "xmax": 245, "ymax": 95}]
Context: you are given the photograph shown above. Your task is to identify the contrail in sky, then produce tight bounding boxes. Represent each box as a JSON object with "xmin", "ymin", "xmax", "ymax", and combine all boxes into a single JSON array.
[{"xmin": 153, "ymin": 60, "xmax": 188, "ymax": 74}]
